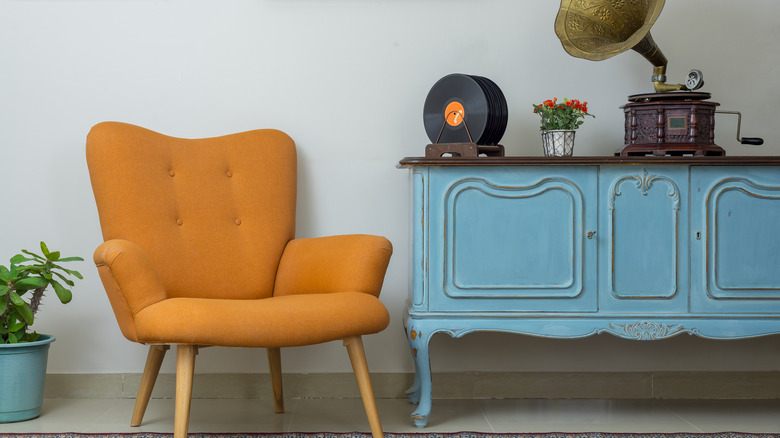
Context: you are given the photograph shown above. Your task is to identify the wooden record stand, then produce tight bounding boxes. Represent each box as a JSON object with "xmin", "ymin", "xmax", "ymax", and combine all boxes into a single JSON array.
[
  {"xmin": 425, "ymin": 117, "xmax": 504, "ymax": 158},
  {"xmin": 618, "ymin": 92, "xmax": 725, "ymax": 156},
  {"xmin": 425, "ymin": 142, "xmax": 504, "ymax": 158}
]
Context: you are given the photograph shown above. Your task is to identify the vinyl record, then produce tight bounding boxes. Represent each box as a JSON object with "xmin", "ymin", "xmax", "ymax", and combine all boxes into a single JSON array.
[
  {"xmin": 479, "ymin": 76, "xmax": 508, "ymax": 145},
  {"xmin": 471, "ymin": 75, "xmax": 507, "ymax": 145},
  {"xmin": 423, "ymin": 73, "xmax": 507, "ymax": 146}
]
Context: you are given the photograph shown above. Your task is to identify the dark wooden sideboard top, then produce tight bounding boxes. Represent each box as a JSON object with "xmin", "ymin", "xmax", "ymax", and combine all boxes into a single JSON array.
[{"xmin": 398, "ymin": 156, "xmax": 780, "ymax": 167}]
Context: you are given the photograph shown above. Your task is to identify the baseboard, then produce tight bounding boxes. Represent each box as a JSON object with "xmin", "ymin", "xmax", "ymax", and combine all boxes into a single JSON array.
[{"xmin": 44, "ymin": 371, "xmax": 780, "ymax": 400}]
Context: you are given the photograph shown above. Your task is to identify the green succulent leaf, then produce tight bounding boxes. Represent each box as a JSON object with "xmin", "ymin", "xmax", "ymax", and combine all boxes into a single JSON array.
[
  {"xmin": 10, "ymin": 254, "xmax": 34, "ymax": 265},
  {"xmin": 0, "ymin": 284, "xmax": 8, "ymax": 297},
  {"xmin": 14, "ymin": 277, "xmax": 48, "ymax": 291},
  {"xmin": 0, "ymin": 296, "xmax": 6, "ymax": 314},
  {"xmin": 17, "ymin": 265, "xmax": 42, "ymax": 274},
  {"xmin": 51, "ymin": 280, "xmax": 72, "ymax": 304},
  {"xmin": 40, "ymin": 242, "xmax": 51, "ymax": 257},
  {"xmin": 53, "ymin": 271, "xmax": 75, "ymax": 286},
  {"xmin": 21, "ymin": 249, "xmax": 45, "ymax": 262},
  {"xmin": 57, "ymin": 257, "xmax": 85, "ymax": 263},
  {"xmin": 9, "ymin": 291, "xmax": 25, "ymax": 306},
  {"xmin": 53, "ymin": 266, "xmax": 83, "ymax": 280},
  {"xmin": 8, "ymin": 319, "xmax": 26, "ymax": 332},
  {"xmin": 48, "ymin": 251, "xmax": 61, "ymax": 261},
  {"xmin": 15, "ymin": 303, "xmax": 34, "ymax": 325},
  {"xmin": 0, "ymin": 265, "xmax": 8, "ymax": 282}
]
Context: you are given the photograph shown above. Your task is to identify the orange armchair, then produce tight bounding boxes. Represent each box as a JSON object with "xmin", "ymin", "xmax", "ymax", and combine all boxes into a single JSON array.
[{"xmin": 86, "ymin": 122, "xmax": 392, "ymax": 438}]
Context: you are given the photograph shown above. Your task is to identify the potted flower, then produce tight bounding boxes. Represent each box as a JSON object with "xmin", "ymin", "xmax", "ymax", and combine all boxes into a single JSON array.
[
  {"xmin": 532, "ymin": 97, "xmax": 595, "ymax": 156},
  {"xmin": 0, "ymin": 242, "xmax": 83, "ymax": 422}
]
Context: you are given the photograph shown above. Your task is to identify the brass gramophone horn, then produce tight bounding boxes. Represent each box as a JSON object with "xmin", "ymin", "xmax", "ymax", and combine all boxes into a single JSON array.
[{"xmin": 554, "ymin": 0, "xmax": 689, "ymax": 92}]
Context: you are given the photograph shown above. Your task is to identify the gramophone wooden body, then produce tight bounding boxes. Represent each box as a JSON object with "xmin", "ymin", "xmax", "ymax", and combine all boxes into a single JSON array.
[{"xmin": 621, "ymin": 94, "xmax": 724, "ymax": 156}]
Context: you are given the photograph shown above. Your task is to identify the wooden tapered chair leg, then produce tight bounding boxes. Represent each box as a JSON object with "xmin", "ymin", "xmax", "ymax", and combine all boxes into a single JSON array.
[
  {"xmin": 344, "ymin": 336, "xmax": 383, "ymax": 438},
  {"xmin": 267, "ymin": 347, "xmax": 285, "ymax": 413},
  {"xmin": 174, "ymin": 345, "xmax": 197, "ymax": 438},
  {"xmin": 131, "ymin": 344, "xmax": 169, "ymax": 426}
]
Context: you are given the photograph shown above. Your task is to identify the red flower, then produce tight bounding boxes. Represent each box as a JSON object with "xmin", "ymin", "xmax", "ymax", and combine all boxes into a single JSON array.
[{"xmin": 532, "ymin": 97, "xmax": 595, "ymax": 131}]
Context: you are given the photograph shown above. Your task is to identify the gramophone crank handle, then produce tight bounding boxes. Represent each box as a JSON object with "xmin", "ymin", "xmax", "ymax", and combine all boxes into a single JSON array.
[
  {"xmin": 741, "ymin": 137, "xmax": 764, "ymax": 146},
  {"xmin": 716, "ymin": 110, "xmax": 764, "ymax": 146}
]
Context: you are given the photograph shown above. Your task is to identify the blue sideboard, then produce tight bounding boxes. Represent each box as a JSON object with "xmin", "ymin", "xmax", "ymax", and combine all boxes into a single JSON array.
[{"xmin": 398, "ymin": 156, "xmax": 780, "ymax": 428}]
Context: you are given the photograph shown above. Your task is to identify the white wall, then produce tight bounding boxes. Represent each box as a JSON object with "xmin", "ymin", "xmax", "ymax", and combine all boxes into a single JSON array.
[{"xmin": 1, "ymin": 0, "xmax": 778, "ymax": 374}]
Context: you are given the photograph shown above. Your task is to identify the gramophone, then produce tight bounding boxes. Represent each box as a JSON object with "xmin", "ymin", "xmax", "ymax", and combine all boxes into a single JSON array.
[{"xmin": 554, "ymin": 0, "xmax": 762, "ymax": 156}]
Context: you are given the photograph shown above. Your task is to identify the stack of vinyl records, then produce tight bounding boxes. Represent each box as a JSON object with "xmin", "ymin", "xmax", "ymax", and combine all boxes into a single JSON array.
[{"xmin": 423, "ymin": 73, "xmax": 507, "ymax": 146}]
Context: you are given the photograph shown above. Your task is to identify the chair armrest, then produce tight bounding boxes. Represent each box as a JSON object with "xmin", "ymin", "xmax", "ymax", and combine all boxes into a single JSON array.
[
  {"xmin": 93, "ymin": 239, "xmax": 168, "ymax": 342},
  {"xmin": 273, "ymin": 234, "xmax": 393, "ymax": 297}
]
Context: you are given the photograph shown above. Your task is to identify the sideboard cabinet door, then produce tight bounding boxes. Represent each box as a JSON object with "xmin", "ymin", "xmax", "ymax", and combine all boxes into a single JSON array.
[
  {"xmin": 597, "ymin": 166, "xmax": 690, "ymax": 313},
  {"xmin": 423, "ymin": 166, "xmax": 598, "ymax": 313},
  {"xmin": 691, "ymin": 167, "xmax": 780, "ymax": 313}
]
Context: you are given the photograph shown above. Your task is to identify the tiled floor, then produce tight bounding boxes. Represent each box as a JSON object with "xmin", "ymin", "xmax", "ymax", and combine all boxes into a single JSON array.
[{"xmin": 3, "ymin": 398, "xmax": 780, "ymax": 434}]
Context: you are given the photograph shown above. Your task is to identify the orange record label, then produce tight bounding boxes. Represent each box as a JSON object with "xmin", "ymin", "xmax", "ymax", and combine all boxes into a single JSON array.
[{"xmin": 444, "ymin": 101, "xmax": 465, "ymax": 127}]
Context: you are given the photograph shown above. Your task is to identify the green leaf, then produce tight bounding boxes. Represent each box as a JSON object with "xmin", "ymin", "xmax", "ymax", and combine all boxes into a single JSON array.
[
  {"xmin": 0, "ymin": 284, "xmax": 7, "ymax": 297},
  {"xmin": 14, "ymin": 277, "xmax": 48, "ymax": 291},
  {"xmin": 0, "ymin": 296, "xmax": 6, "ymax": 314},
  {"xmin": 48, "ymin": 251, "xmax": 61, "ymax": 261},
  {"xmin": 17, "ymin": 265, "xmax": 42, "ymax": 274},
  {"xmin": 51, "ymin": 279, "xmax": 72, "ymax": 304},
  {"xmin": 8, "ymin": 319, "xmax": 26, "ymax": 332},
  {"xmin": 10, "ymin": 254, "xmax": 34, "ymax": 265},
  {"xmin": 53, "ymin": 271, "xmax": 74, "ymax": 286},
  {"xmin": 21, "ymin": 249, "xmax": 45, "ymax": 262},
  {"xmin": 54, "ymin": 266, "xmax": 83, "ymax": 280},
  {"xmin": 57, "ymin": 256, "xmax": 84, "ymax": 263},
  {"xmin": 40, "ymin": 241, "xmax": 51, "ymax": 257},
  {"xmin": 7, "ymin": 331, "xmax": 18, "ymax": 344},
  {"xmin": 9, "ymin": 290, "xmax": 25, "ymax": 306},
  {"xmin": 15, "ymin": 303, "xmax": 34, "ymax": 325},
  {"xmin": 0, "ymin": 265, "xmax": 8, "ymax": 282}
]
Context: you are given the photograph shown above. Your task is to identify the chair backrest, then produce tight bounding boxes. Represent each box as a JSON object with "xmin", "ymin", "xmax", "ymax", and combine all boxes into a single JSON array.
[{"xmin": 87, "ymin": 122, "xmax": 296, "ymax": 300}]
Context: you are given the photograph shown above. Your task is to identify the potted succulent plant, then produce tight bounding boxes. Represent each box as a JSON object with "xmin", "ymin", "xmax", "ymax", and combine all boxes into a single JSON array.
[{"xmin": 0, "ymin": 242, "xmax": 83, "ymax": 422}]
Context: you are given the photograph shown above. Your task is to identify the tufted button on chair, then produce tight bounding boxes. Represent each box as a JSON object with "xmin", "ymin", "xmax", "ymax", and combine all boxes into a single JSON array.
[{"xmin": 86, "ymin": 122, "xmax": 392, "ymax": 438}]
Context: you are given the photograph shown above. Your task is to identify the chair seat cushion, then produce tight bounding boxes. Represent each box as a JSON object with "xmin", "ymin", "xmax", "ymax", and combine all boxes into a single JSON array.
[{"xmin": 133, "ymin": 292, "xmax": 390, "ymax": 347}]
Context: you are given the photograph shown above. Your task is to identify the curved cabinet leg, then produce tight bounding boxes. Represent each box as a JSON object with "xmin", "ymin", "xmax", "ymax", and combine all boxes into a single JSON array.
[
  {"xmin": 405, "ymin": 367, "xmax": 422, "ymax": 405},
  {"xmin": 131, "ymin": 344, "xmax": 169, "ymax": 426},
  {"xmin": 406, "ymin": 324, "xmax": 433, "ymax": 428},
  {"xmin": 403, "ymin": 324, "xmax": 421, "ymax": 405}
]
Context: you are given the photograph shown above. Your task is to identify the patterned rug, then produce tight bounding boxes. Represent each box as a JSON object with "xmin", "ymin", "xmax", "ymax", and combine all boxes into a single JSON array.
[{"xmin": 2, "ymin": 433, "xmax": 779, "ymax": 438}]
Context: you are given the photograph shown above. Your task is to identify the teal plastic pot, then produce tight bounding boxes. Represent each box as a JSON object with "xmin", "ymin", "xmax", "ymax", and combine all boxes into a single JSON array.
[{"xmin": 0, "ymin": 335, "xmax": 55, "ymax": 423}]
